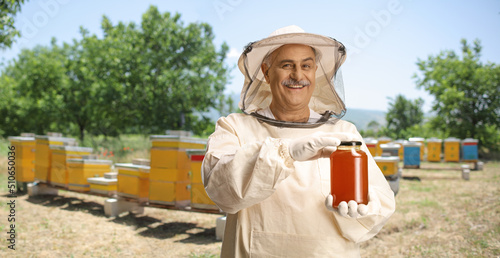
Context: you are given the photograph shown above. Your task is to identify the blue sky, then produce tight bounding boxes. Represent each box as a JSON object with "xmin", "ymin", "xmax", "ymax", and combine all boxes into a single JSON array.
[{"xmin": 1, "ymin": 0, "xmax": 499, "ymax": 112}]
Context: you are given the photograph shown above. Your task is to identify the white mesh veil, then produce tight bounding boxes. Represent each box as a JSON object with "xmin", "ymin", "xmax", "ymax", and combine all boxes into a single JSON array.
[{"xmin": 237, "ymin": 25, "xmax": 347, "ymax": 128}]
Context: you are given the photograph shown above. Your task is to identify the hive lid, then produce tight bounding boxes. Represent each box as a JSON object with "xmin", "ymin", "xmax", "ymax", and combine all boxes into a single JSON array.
[
  {"xmin": 115, "ymin": 163, "xmax": 150, "ymax": 170},
  {"xmin": 8, "ymin": 136, "xmax": 35, "ymax": 142},
  {"xmin": 427, "ymin": 137, "xmax": 442, "ymax": 143},
  {"xmin": 87, "ymin": 177, "xmax": 117, "ymax": 184},
  {"xmin": 35, "ymin": 135, "xmax": 77, "ymax": 143},
  {"xmin": 444, "ymin": 137, "xmax": 461, "ymax": 142},
  {"xmin": 149, "ymin": 135, "xmax": 207, "ymax": 144},
  {"xmin": 49, "ymin": 145, "xmax": 93, "ymax": 153},
  {"xmin": 374, "ymin": 156, "xmax": 400, "ymax": 162},
  {"xmin": 403, "ymin": 141, "xmax": 422, "ymax": 147},
  {"xmin": 462, "ymin": 138, "xmax": 478, "ymax": 143},
  {"xmin": 409, "ymin": 137, "xmax": 425, "ymax": 142},
  {"xmin": 66, "ymin": 159, "xmax": 113, "ymax": 165},
  {"xmin": 186, "ymin": 149, "xmax": 207, "ymax": 155},
  {"xmin": 380, "ymin": 143, "xmax": 401, "ymax": 149}
]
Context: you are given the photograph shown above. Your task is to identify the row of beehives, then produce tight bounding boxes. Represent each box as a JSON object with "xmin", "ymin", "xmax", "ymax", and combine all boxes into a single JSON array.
[
  {"xmin": 8, "ymin": 133, "xmax": 217, "ymax": 211},
  {"xmin": 364, "ymin": 137, "xmax": 479, "ymax": 163}
]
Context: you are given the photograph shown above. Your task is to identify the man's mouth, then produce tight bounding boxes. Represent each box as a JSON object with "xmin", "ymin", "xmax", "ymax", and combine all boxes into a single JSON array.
[
  {"xmin": 282, "ymin": 79, "xmax": 310, "ymax": 89},
  {"xmin": 285, "ymin": 84, "xmax": 307, "ymax": 89}
]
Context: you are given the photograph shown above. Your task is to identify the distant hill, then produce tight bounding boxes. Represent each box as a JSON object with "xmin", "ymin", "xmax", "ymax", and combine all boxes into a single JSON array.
[{"xmin": 342, "ymin": 108, "xmax": 386, "ymax": 131}]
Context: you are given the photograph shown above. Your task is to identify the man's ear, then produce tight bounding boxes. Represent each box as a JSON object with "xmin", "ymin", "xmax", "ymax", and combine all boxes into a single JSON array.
[{"xmin": 261, "ymin": 63, "xmax": 270, "ymax": 83}]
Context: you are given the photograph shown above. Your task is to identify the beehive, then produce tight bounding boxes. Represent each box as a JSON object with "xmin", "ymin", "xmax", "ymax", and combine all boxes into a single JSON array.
[
  {"xmin": 409, "ymin": 137, "xmax": 426, "ymax": 161},
  {"xmin": 187, "ymin": 149, "xmax": 217, "ymax": 210},
  {"xmin": 427, "ymin": 138, "xmax": 442, "ymax": 162},
  {"xmin": 394, "ymin": 139, "xmax": 406, "ymax": 160},
  {"xmin": 376, "ymin": 137, "xmax": 392, "ymax": 156},
  {"xmin": 374, "ymin": 156, "xmax": 400, "ymax": 178},
  {"xmin": 87, "ymin": 177, "xmax": 117, "ymax": 196},
  {"xmin": 50, "ymin": 146, "xmax": 93, "ymax": 188},
  {"xmin": 8, "ymin": 136, "xmax": 36, "ymax": 183},
  {"xmin": 67, "ymin": 159, "xmax": 112, "ymax": 191},
  {"xmin": 403, "ymin": 141, "xmax": 421, "ymax": 168},
  {"xmin": 364, "ymin": 138, "xmax": 378, "ymax": 157},
  {"xmin": 149, "ymin": 135, "xmax": 206, "ymax": 207},
  {"xmin": 34, "ymin": 135, "xmax": 77, "ymax": 183},
  {"xmin": 444, "ymin": 137, "xmax": 460, "ymax": 162},
  {"xmin": 116, "ymin": 163, "xmax": 150, "ymax": 202},
  {"xmin": 461, "ymin": 138, "xmax": 478, "ymax": 162},
  {"xmin": 380, "ymin": 143, "xmax": 401, "ymax": 157}
]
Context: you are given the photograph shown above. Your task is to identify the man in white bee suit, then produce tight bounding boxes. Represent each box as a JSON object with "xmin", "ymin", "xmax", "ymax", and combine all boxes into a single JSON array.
[{"xmin": 202, "ymin": 25, "xmax": 395, "ymax": 257}]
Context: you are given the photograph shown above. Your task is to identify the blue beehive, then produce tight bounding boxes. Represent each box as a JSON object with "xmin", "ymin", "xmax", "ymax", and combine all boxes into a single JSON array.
[
  {"xmin": 403, "ymin": 142, "xmax": 421, "ymax": 168},
  {"xmin": 461, "ymin": 138, "xmax": 478, "ymax": 161}
]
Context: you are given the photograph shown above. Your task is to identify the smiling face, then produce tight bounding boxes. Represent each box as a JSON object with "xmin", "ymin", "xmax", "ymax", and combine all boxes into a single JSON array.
[{"xmin": 261, "ymin": 44, "xmax": 318, "ymax": 120}]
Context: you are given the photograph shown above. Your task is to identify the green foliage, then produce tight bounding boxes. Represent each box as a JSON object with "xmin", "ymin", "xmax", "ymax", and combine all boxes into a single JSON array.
[
  {"xmin": 415, "ymin": 39, "xmax": 500, "ymax": 152},
  {"xmin": 0, "ymin": 6, "xmax": 231, "ymax": 140},
  {"xmin": 0, "ymin": 0, "xmax": 25, "ymax": 49},
  {"xmin": 383, "ymin": 94, "xmax": 424, "ymax": 139}
]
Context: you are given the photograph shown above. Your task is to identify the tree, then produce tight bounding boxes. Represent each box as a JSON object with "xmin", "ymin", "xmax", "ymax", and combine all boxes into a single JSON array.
[
  {"xmin": 384, "ymin": 94, "xmax": 424, "ymax": 139},
  {"xmin": 0, "ymin": 0, "xmax": 26, "ymax": 49},
  {"xmin": 415, "ymin": 39, "xmax": 500, "ymax": 152}
]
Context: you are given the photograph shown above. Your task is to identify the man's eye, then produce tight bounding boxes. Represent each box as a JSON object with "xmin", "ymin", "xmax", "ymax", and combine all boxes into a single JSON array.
[{"xmin": 282, "ymin": 64, "xmax": 292, "ymax": 68}]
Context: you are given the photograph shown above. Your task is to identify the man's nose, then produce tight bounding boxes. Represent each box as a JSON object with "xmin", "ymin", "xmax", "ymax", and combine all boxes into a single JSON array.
[{"xmin": 290, "ymin": 67, "xmax": 304, "ymax": 81}]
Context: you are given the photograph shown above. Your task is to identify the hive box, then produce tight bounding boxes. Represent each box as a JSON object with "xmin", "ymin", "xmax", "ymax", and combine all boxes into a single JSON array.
[
  {"xmin": 376, "ymin": 137, "xmax": 392, "ymax": 156},
  {"xmin": 461, "ymin": 138, "xmax": 478, "ymax": 162},
  {"xmin": 148, "ymin": 135, "xmax": 206, "ymax": 207},
  {"xmin": 87, "ymin": 177, "xmax": 117, "ymax": 196},
  {"xmin": 374, "ymin": 156, "xmax": 400, "ymax": 179},
  {"xmin": 116, "ymin": 163, "xmax": 150, "ymax": 203},
  {"xmin": 403, "ymin": 142, "xmax": 421, "ymax": 168},
  {"xmin": 409, "ymin": 137, "xmax": 426, "ymax": 161},
  {"xmin": 67, "ymin": 159, "xmax": 112, "ymax": 191},
  {"xmin": 380, "ymin": 143, "xmax": 401, "ymax": 158},
  {"xmin": 364, "ymin": 138, "xmax": 378, "ymax": 157},
  {"xmin": 34, "ymin": 135, "xmax": 77, "ymax": 183},
  {"xmin": 427, "ymin": 138, "xmax": 442, "ymax": 162},
  {"xmin": 187, "ymin": 149, "xmax": 217, "ymax": 210},
  {"xmin": 8, "ymin": 136, "xmax": 36, "ymax": 183},
  {"xmin": 444, "ymin": 137, "xmax": 460, "ymax": 162},
  {"xmin": 50, "ymin": 146, "xmax": 93, "ymax": 188}
]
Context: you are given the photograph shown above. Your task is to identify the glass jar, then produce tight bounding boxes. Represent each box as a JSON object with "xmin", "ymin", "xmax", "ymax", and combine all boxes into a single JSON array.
[{"xmin": 330, "ymin": 141, "xmax": 368, "ymax": 208}]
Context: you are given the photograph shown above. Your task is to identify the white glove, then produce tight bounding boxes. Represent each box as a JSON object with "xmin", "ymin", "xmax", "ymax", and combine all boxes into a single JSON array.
[
  {"xmin": 288, "ymin": 132, "xmax": 359, "ymax": 161},
  {"xmin": 324, "ymin": 191, "xmax": 381, "ymax": 218}
]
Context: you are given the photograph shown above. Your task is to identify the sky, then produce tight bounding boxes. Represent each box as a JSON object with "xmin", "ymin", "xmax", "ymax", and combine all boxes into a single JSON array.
[{"xmin": 1, "ymin": 0, "xmax": 499, "ymax": 112}]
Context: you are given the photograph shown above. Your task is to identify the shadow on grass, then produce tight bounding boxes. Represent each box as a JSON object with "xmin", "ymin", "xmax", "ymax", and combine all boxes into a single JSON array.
[{"xmin": 26, "ymin": 194, "xmax": 219, "ymax": 244}]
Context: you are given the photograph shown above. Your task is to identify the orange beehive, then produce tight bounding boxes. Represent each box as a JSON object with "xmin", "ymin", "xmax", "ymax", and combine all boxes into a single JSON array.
[
  {"xmin": 67, "ymin": 159, "xmax": 112, "ymax": 191},
  {"xmin": 8, "ymin": 136, "xmax": 36, "ymax": 183},
  {"xmin": 50, "ymin": 146, "xmax": 93, "ymax": 188},
  {"xmin": 34, "ymin": 135, "xmax": 77, "ymax": 183},
  {"xmin": 149, "ymin": 135, "xmax": 206, "ymax": 207},
  {"xmin": 116, "ymin": 163, "xmax": 150, "ymax": 203},
  {"xmin": 187, "ymin": 149, "xmax": 218, "ymax": 210}
]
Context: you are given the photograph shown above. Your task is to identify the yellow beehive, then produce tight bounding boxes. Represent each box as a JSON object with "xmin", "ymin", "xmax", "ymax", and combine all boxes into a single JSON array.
[
  {"xmin": 376, "ymin": 137, "xmax": 392, "ymax": 156},
  {"xmin": 50, "ymin": 146, "xmax": 93, "ymax": 188},
  {"xmin": 444, "ymin": 137, "xmax": 461, "ymax": 162},
  {"xmin": 34, "ymin": 135, "xmax": 77, "ymax": 183},
  {"xmin": 394, "ymin": 140, "xmax": 406, "ymax": 160},
  {"xmin": 67, "ymin": 159, "xmax": 112, "ymax": 191},
  {"xmin": 374, "ymin": 156, "xmax": 400, "ymax": 177},
  {"xmin": 87, "ymin": 177, "xmax": 117, "ymax": 196},
  {"xmin": 149, "ymin": 135, "xmax": 207, "ymax": 207},
  {"xmin": 364, "ymin": 138, "xmax": 378, "ymax": 157},
  {"xmin": 187, "ymin": 149, "xmax": 218, "ymax": 210},
  {"xmin": 427, "ymin": 138, "xmax": 442, "ymax": 162},
  {"xmin": 8, "ymin": 136, "xmax": 36, "ymax": 182},
  {"xmin": 116, "ymin": 163, "xmax": 150, "ymax": 202}
]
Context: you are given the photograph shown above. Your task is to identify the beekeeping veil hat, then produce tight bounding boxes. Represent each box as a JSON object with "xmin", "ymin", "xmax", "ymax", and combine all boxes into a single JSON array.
[{"xmin": 238, "ymin": 25, "xmax": 347, "ymax": 128}]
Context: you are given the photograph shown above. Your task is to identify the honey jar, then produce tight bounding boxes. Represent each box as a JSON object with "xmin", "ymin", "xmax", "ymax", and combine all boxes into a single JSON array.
[{"xmin": 330, "ymin": 141, "xmax": 368, "ymax": 208}]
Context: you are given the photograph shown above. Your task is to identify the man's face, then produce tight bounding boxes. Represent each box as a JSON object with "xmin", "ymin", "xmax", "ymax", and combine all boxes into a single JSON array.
[{"xmin": 262, "ymin": 44, "xmax": 318, "ymax": 113}]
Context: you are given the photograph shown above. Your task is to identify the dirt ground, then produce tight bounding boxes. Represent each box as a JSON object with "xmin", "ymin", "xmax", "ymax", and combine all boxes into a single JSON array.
[{"xmin": 0, "ymin": 161, "xmax": 499, "ymax": 257}]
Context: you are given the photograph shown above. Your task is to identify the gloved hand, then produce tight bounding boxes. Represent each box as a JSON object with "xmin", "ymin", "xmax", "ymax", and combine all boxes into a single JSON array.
[
  {"xmin": 324, "ymin": 191, "xmax": 381, "ymax": 218},
  {"xmin": 288, "ymin": 132, "xmax": 359, "ymax": 161}
]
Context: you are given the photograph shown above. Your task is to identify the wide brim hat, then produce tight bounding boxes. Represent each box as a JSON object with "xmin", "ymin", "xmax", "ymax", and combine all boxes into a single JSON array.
[{"xmin": 237, "ymin": 25, "xmax": 347, "ymax": 125}]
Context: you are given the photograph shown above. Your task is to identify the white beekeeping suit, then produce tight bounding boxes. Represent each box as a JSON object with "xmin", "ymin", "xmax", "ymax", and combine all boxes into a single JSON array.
[{"xmin": 202, "ymin": 25, "xmax": 395, "ymax": 258}]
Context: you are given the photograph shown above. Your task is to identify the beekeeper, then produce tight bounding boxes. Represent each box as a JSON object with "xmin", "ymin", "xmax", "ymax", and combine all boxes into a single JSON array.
[{"xmin": 202, "ymin": 25, "xmax": 396, "ymax": 257}]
